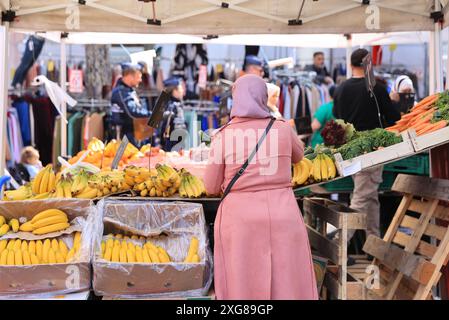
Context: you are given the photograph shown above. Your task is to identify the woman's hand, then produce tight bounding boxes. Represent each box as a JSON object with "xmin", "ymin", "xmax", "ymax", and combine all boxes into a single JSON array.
[{"xmin": 390, "ymin": 92, "xmax": 400, "ymax": 102}]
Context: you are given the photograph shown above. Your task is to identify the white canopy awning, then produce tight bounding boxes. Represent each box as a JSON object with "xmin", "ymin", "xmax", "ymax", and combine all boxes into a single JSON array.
[
  {"xmin": 19, "ymin": 30, "xmax": 431, "ymax": 47},
  {"xmin": 1, "ymin": 0, "xmax": 445, "ymax": 35}
]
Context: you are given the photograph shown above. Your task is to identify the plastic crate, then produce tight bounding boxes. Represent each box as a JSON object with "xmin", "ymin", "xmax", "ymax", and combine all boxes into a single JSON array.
[
  {"xmin": 294, "ymin": 188, "xmax": 311, "ymax": 197},
  {"xmin": 384, "ymin": 154, "xmax": 429, "ymax": 176},
  {"xmin": 322, "ymin": 172, "xmax": 398, "ymax": 193}
]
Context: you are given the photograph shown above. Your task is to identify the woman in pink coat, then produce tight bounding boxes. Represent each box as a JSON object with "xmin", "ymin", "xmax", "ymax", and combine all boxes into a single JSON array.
[{"xmin": 204, "ymin": 74, "xmax": 318, "ymax": 300}]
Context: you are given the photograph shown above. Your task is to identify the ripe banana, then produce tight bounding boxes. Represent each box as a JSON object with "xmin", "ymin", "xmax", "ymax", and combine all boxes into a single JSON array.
[
  {"xmin": 184, "ymin": 237, "xmax": 199, "ymax": 263},
  {"xmin": 32, "ymin": 215, "xmax": 69, "ymax": 229},
  {"xmin": 320, "ymin": 154, "xmax": 329, "ymax": 181},
  {"xmin": 312, "ymin": 155, "xmax": 322, "ymax": 183},
  {"xmin": 323, "ymin": 154, "xmax": 337, "ymax": 179},
  {"xmin": 0, "ymin": 216, "xmax": 5, "ymax": 226},
  {"xmin": 9, "ymin": 219, "xmax": 19, "ymax": 232},
  {"xmin": 32, "ymin": 222, "xmax": 70, "ymax": 235},
  {"xmin": 0, "ymin": 224, "xmax": 10, "ymax": 236},
  {"xmin": 47, "ymin": 170, "xmax": 56, "ymax": 192},
  {"xmin": 32, "ymin": 209, "xmax": 67, "ymax": 224},
  {"xmin": 23, "ymin": 250, "xmax": 31, "ymax": 265},
  {"xmin": 39, "ymin": 166, "xmax": 51, "ymax": 194},
  {"xmin": 32, "ymin": 167, "xmax": 46, "ymax": 194}
]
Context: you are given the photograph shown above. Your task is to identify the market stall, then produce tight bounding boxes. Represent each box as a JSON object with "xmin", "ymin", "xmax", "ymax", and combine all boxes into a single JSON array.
[{"xmin": 2, "ymin": 0, "xmax": 449, "ymax": 300}]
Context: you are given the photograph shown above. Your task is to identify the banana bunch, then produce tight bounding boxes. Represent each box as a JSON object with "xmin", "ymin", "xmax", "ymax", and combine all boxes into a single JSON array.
[
  {"xmin": 292, "ymin": 158, "xmax": 314, "ymax": 187},
  {"xmin": 101, "ymin": 234, "xmax": 171, "ymax": 263},
  {"xmin": 179, "ymin": 170, "xmax": 206, "ymax": 198},
  {"xmin": 146, "ymin": 164, "xmax": 181, "ymax": 197},
  {"xmin": 54, "ymin": 178, "xmax": 74, "ymax": 198},
  {"xmin": 292, "ymin": 153, "xmax": 337, "ymax": 186},
  {"xmin": 18, "ymin": 209, "xmax": 70, "ymax": 235},
  {"xmin": 184, "ymin": 236, "xmax": 201, "ymax": 263},
  {"xmin": 124, "ymin": 166, "xmax": 157, "ymax": 190},
  {"xmin": 310, "ymin": 153, "xmax": 337, "ymax": 183},
  {"xmin": 0, "ymin": 232, "xmax": 82, "ymax": 265},
  {"xmin": 32, "ymin": 164, "xmax": 56, "ymax": 195},
  {"xmin": 88, "ymin": 170, "xmax": 126, "ymax": 198},
  {"xmin": 3, "ymin": 184, "xmax": 33, "ymax": 201}
]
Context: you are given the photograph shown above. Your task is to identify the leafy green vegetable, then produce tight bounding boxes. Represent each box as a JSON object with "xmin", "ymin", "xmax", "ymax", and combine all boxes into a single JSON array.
[
  {"xmin": 432, "ymin": 91, "xmax": 449, "ymax": 123},
  {"xmin": 336, "ymin": 128, "xmax": 402, "ymax": 160}
]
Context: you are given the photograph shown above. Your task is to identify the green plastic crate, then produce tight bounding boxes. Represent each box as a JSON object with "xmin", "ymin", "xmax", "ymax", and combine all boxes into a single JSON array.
[
  {"xmin": 294, "ymin": 188, "xmax": 311, "ymax": 197},
  {"xmin": 384, "ymin": 154, "xmax": 429, "ymax": 176},
  {"xmin": 322, "ymin": 172, "xmax": 398, "ymax": 193}
]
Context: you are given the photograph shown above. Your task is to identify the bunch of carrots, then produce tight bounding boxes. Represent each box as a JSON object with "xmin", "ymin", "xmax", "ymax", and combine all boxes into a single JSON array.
[{"xmin": 386, "ymin": 94, "xmax": 448, "ymax": 136}]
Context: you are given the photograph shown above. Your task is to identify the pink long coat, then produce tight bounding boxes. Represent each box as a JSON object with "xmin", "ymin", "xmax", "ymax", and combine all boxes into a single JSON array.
[{"xmin": 204, "ymin": 117, "xmax": 318, "ymax": 300}]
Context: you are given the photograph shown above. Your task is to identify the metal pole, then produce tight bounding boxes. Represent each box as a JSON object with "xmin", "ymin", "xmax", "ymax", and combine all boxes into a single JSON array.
[
  {"xmin": 60, "ymin": 37, "xmax": 67, "ymax": 157},
  {"xmin": 346, "ymin": 34, "xmax": 352, "ymax": 79},
  {"xmin": 429, "ymin": 31, "xmax": 436, "ymax": 94},
  {"xmin": 435, "ymin": 0, "xmax": 443, "ymax": 92},
  {"xmin": 0, "ymin": 23, "xmax": 10, "ymax": 196}
]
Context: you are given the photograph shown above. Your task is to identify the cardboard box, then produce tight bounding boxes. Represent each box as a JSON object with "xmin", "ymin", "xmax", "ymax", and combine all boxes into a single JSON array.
[
  {"xmin": 0, "ymin": 199, "xmax": 97, "ymax": 296},
  {"xmin": 93, "ymin": 200, "xmax": 211, "ymax": 298}
]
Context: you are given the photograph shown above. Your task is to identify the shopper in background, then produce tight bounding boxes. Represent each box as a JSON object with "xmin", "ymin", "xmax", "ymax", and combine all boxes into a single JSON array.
[
  {"xmin": 204, "ymin": 74, "xmax": 318, "ymax": 300},
  {"xmin": 305, "ymin": 51, "xmax": 333, "ymax": 85},
  {"xmin": 20, "ymin": 146, "xmax": 42, "ymax": 179},
  {"xmin": 266, "ymin": 83, "xmax": 283, "ymax": 119},
  {"xmin": 310, "ymin": 85, "xmax": 337, "ymax": 147},
  {"xmin": 333, "ymin": 49, "xmax": 400, "ymax": 241},
  {"xmin": 389, "ymin": 75, "xmax": 416, "ymax": 114},
  {"xmin": 110, "ymin": 63, "xmax": 151, "ymax": 146},
  {"xmin": 160, "ymin": 77, "xmax": 187, "ymax": 151},
  {"xmin": 242, "ymin": 55, "xmax": 265, "ymax": 77}
]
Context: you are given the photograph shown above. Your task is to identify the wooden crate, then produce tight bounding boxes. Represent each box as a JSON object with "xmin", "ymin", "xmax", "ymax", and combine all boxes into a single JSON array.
[
  {"xmin": 408, "ymin": 126, "xmax": 449, "ymax": 152},
  {"xmin": 334, "ymin": 132, "xmax": 415, "ymax": 177},
  {"xmin": 303, "ymin": 198, "xmax": 367, "ymax": 300},
  {"xmin": 362, "ymin": 174, "xmax": 449, "ymax": 300}
]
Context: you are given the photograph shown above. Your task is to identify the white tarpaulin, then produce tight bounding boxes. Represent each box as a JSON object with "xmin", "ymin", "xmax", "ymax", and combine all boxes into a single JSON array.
[{"xmin": 0, "ymin": 0, "xmax": 445, "ymax": 35}]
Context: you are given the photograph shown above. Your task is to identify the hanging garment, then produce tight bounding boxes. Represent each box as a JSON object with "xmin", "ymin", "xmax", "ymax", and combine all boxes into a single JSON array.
[
  {"xmin": 7, "ymin": 109, "xmax": 24, "ymax": 163},
  {"xmin": 86, "ymin": 112, "xmax": 105, "ymax": 142},
  {"xmin": 67, "ymin": 112, "xmax": 85, "ymax": 156},
  {"xmin": 283, "ymin": 84, "xmax": 291, "ymax": 119},
  {"xmin": 292, "ymin": 84, "xmax": 300, "ymax": 120},
  {"xmin": 26, "ymin": 95, "xmax": 57, "ymax": 165},
  {"xmin": 29, "ymin": 102, "xmax": 35, "ymax": 146},
  {"xmin": 173, "ymin": 44, "xmax": 208, "ymax": 99},
  {"xmin": 12, "ymin": 98, "xmax": 32, "ymax": 146},
  {"xmin": 12, "ymin": 36, "xmax": 46, "ymax": 87},
  {"xmin": 82, "ymin": 114, "xmax": 91, "ymax": 150}
]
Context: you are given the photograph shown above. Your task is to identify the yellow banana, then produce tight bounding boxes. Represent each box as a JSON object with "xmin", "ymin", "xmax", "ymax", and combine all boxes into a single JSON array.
[
  {"xmin": 6, "ymin": 239, "xmax": 14, "ymax": 250},
  {"xmin": 148, "ymin": 248, "xmax": 160, "ymax": 263},
  {"xmin": 0, "ymin": 249, "xmax": 8, "ymax": 264},
  {"xmin": 75, "ymin": 187, "xmax": 98, "ymax": 199},
  {"xmin": 119, "ymin": 247, "xmax": 127, "ymax": 263},
  {"xmin": 66, "ymin": 248, "xmax": 75, "ymax": 262},
  {"xmin": 312, "ymin": 156, "xmax": 322, "ymax": 183},
  {"xmin": 59, "ymin": 240, "xmax": 69, "ymax": 259},
  {"xmin": 142, "ymin": 248, "xmax": 151, "ymax": 263},
  {"xmin": 324, "ymin": 154, "xmax": 337, "ymax": 179},
  {"xmin": 0, "ymin": 239, "xmax": 6, "ymax": 253},
  {"xmin": 28, "ymin": 240, "xmax": 36, "ymax": 255},
  {"xmin": 8, "ymin": 219, "xmax": 19, "ymax": 232},
  {"xmin": 32, "ymin": 168, "xmax": 45, "ymax": 194},
  {"xmin": 320, "ymin": 154, "xmax": 329, "ymax": 181},
  {"xmin": 21, "ymin": 240, "xmax": 28, "ymax": 252},
  {"xmin": 158, "ymin": 247, "xmax": 171, "ymax": 263},
  {"xmin": 13, "ymin": 239, "xmax": 22, "ymax": 251},
  {"xmin": 51, "ymin": 239, "xmax": 59, "ymax": 251},
  {"xmin": 0, "ymin": 216, "xmax": 5, "ymax": 226},
  {"xmin": 30, "ymin": 253, "xmax": 40, "ymax": 265},
  {"xmin": 63, "ymin": 181, "xmax": 72, "ymax": 198},
  {"xmin": 47, "ymin": 171, "xmax": 56, "ymax": 192},
  {"xmin": 184, "ymin": 237, "xmax": 199, "ymax": 263},
  {"xmin": 126, "ymin": 249, "xmax": 136, "ymax": 263},
  {"xmin": 39, "ymin": 167, "xmax": 51, "ymax": 194},
  {"xmin": 48, "ymin": 248, "xmax": 57, "ymax": 264},
  {"xmin": 14, "ymin": 250, "xmax": 23, "ymax": 265},
  {"xmin": 42, "ymin": 239, "xmax": 51, "ymax": 263},
  {"xmin": 22, "ymin": 250, "xmax": 31, "ymax": 265},
  {"xmin": 32, "ymin": 215, "xmax": 68, "ymax": 229},
  {"xmin": 0, "ymin": 224, "xmax": 10, "ymax": 236},
  {"xmin": 103, "ymin": 246, "xmax": 113, "ymax": 261},
  {"xmin": 7, "ymin": 250, "xmax": 15, "ymax": 265},
  {"xmin": 36, "ymin": 240, "xmax": 43, "ymax": 261},
  {"xmin": 32, "ymin": 222, "xmax": 70, "ymax": 235},
  {"xmin": 111, "ymin": 245, "xmax": 120, "ymax": 262},
  {"xmin": 31, "ymin": 209, "xmax": 67, "ymax": 224}
]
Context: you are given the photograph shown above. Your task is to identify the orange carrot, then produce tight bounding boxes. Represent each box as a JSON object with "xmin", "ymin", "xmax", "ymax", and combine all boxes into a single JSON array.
[
  {"xmin": 409, "ymin": 111, "xmax": 435, "ymax": 127},
  {"xmin": 417, "ymin": 120, "xmax": 447, "ymax": 136},
  {"xmin": 411, "ymin": 94, "xmax": 438, "ymax": 110}
]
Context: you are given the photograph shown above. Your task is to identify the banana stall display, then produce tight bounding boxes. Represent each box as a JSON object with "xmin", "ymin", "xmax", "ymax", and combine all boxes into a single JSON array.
[{"xmin": 3, "ymin": 162, "xmax": 211, "ymax": 201}]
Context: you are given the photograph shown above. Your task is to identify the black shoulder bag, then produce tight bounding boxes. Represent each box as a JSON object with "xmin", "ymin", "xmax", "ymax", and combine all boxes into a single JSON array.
[{"xmin": 221, "ymin": 118, "xmax": 276, "ymax": 201}]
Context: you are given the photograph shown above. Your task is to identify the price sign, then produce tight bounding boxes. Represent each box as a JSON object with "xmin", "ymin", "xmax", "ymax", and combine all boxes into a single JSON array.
[{"xmin": 69, "ymin": 69, "xmax": 83, "ymax": 93}]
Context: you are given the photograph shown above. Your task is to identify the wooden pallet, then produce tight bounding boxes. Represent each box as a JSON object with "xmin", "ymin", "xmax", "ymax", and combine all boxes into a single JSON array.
[
  {"xmin": 362, "ymin": 174, "xmax": 449, "ymax": 300},
  {"xmin": 303, "ymin": 198, "xmax": 367, "ymax": 300},
  {"xmin": 334, "ymin": 132, "xmax": 415, "ymax": 177}
]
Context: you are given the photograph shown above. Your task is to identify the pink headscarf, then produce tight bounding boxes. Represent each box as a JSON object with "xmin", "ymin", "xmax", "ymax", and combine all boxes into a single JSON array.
[{"xmin": 230, "ymin": 74, "xmax": 271, "ymax": 119}]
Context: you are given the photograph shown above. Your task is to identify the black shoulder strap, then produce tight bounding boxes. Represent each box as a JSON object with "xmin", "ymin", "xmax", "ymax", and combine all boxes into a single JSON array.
[{"xmin": 221, "ymin": 118, "xmax": 276, "ymax": 201}]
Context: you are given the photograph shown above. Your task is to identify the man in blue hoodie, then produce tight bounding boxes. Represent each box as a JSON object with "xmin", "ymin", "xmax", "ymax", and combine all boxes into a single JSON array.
[{"xmin": 110, "ymin": 63, "xmax": 151, "ymax": 146}]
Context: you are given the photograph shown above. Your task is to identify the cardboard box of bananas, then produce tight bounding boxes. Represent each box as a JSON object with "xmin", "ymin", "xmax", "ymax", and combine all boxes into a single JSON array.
[{"xmin": 291, "ymin": 147, "xmax": 338, "ymax": 187}]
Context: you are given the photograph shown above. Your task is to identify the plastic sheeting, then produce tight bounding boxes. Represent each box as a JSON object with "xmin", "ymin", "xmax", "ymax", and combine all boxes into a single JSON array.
[
  {"xmin": 92, "ymin": 199, "xmax": 213, "ymax": 298},
  {"xmin": 0, "ymin": 199, "xmax": 101, "ymax": 297}
]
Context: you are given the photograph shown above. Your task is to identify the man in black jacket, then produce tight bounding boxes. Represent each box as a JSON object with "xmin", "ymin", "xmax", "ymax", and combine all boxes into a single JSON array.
[
  {"xmin": 333, "ymin": 48, "xmax": 400, "ymax": 241},
  {"xmin": 110, "ymin": 63, "xmax": 151, "ymax": 146},
  {"xmin": 305, "ymin": 52, "xmax": 333, "ymax": 85}
]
